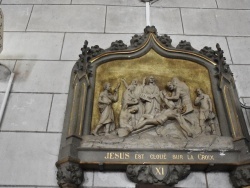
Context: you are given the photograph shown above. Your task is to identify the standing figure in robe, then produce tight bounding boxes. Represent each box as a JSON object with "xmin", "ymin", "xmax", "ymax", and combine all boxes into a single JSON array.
[
  {"xmin": 194, "ymin": 88, "xmax": 216, "ymax": 134},
  {"xmin": 141, "ymin": 76, "xmax": 161, "ymax": 116},
  {"xmin": 92, "ymin": 82, "xmax": 120, "ymax": 136},
  {"xmin": 166, "ymin": 77, "xmax": 193, "ymax": 115}
]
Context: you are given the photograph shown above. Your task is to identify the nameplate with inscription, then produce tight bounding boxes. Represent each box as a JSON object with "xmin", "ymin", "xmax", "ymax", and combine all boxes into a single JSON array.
[{"xmin": 78, "ymin": 148, "xmax": 239, "ymax": 165}]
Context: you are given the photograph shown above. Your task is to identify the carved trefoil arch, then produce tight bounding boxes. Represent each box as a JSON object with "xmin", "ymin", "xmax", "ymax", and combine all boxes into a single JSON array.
[{"xmin": 56, "ymin": 26, "xmax": 250, "ymax": 188}]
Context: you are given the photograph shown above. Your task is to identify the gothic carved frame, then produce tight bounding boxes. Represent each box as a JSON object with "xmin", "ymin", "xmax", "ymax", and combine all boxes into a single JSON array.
[{"xmin": 56, "ymin": 26, "xmax": 250, "ymax": 187}]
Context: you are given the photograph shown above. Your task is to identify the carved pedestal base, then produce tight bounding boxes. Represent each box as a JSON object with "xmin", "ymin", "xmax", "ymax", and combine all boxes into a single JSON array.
[
  {"xmin": 56, "ymin": 162, "xmax": 83, "ymax": 188},
  {"xmin": 126, "ymin": 165, "xmax": 190, "ymax": 186},
  {"xmin": 230, "ymin": 165, "xmax": 250, "ymax": 188}
]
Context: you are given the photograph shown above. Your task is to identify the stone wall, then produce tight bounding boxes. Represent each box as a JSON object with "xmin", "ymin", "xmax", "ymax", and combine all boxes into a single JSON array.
[{"xmin": 1, "ymin": 0, "xmax": 250, "ymax": 187}]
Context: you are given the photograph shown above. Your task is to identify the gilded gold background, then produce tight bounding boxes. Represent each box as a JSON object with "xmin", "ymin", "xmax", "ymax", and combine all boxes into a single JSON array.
[{"xmin": 91, "ymin": 50, "xmax": 215, "ymax": 130}]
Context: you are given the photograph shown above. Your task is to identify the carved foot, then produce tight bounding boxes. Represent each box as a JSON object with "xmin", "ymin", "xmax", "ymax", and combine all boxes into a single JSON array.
[
  {"xmin": 230, "ymin": 165, "xmax": 250, "ymax": 188},
  {"xmin": 56, "ymin": 162, "xmax": 84, "ymax": 188},
  {"xmin": 126, "ymin": 164, "xmax": 190, "ymax": 186}
]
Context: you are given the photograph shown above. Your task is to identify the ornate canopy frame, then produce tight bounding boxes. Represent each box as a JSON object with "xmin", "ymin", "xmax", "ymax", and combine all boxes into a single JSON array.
[{"xmin": 56, "ymin": 26, "xmax": 250, "ymax": 188}]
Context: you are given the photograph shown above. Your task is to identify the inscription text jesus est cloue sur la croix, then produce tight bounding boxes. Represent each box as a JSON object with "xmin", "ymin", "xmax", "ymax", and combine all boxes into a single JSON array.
[{"xmin": 104, "ymin": 152, "xmax": 215, "ymax": 161}]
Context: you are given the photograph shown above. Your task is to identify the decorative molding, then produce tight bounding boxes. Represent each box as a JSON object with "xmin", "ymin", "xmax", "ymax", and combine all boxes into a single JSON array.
[
  {"xmin": 126, "ymin": 165, "xmax": 190, "ymax": 186},
  {"xmin": 74, "ymin": 40, "xmax": 103, "ymax": 82},
  {"xmin": 230, "ymin": 165, "xmax": 250, "ymax": 188},
  {"xmin": 130, "ymin": 34, "xmax": 147, "ymax": 48},
  {"xmin": 157, "ymin": 34, "xmax": 173, "ymax": 48},
  {"xmin": 199, "ymin": 46, "xmax": 217, "ymax": 61},
  {"xmin": 108, "ymin": 40, "xmax": 128, "ymax": 51},
  {"xmin": 176, "ymin": 40, "xmax": 198, "ymax": 52},
  {"xmin": 57, "ymin": 25, "xmax": 250, "ymax": 187},
  {"xmin": 57, "ymin": 162, "xmax": 83, "ymax": 188},
  {"xmin": 214, "ymin": 43, "xmax": 233, "ymax": 80},
  {"xmin": 77, "ymin": 26, "xmax": 227, "ymax": 68}
]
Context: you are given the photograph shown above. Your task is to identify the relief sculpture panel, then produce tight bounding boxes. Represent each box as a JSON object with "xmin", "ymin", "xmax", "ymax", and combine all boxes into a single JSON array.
[
  {"xmin": 57, "ymin": 27, "xmax": 250, "ymax": 187},
  {"xmin": 82, "ymin": 50, "xmax": 231, "ymax": 151}
]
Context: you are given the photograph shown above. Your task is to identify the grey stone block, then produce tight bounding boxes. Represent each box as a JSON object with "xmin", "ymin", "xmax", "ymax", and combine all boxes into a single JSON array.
[
  {"xmin": 106, "ymin": 6, "xmax": 182, "ymax": 34},
  {"xmin": 227, "ymin": 37, "xmax": 250, "ymax": 64},
  {"xmin": 206, "ymin": 172, "xmax": 234, "ymax": 188},
  {"xmin": 72, "ymin": 0, "xmax": 143, "ymax": 6},
  {"xmin": 182, "ymin": 9, "xmax": 250, "ymax": 36},
  {"xmin": 27, "ymin": 5, "xmax": 106, "ymax": 32},
  {"xmin": 0, "ymin": 60, "xmax": 16, "ymax": 92},
  {"xmin": 170, "ymin": 35, "xmax": 232, "ymax": 63},
  {"xmin": 1, "ymin": 5, "xmax": 32, "ymax": 31},
  {"xmin": 1, "ymin": 93, "xmax": 52, "ymax": 131},
  {"xmin": 152, "ymin": 0, "xmax": 217, "ymax": 8},
  {"xmin": 151, "ymin": 7, "xmax": 183, "ymax": 34},
  {"xmin": 81, "ymin": 171, "xmax": 94, "ymax": 187},
  {"xmin": 0, "ymin": 32, "xmax": 64, "ymax": 60},
  {"xmin": 12, "ymin": 60, "xmax": 75, "ymax": 93},
  {"xmin": 230, "ymin": 65, "xmax": 250, "ymax": 97},
  {"xmin": 0, "ymin": 132, "xmax": 61, "ymax": 185},
  {"xmin": 2, "ymin": 0, "xmax": 70, "ymax": 4},
  {"xmin": 217, "ymin": 0, "xmax": 250, "ymax": 9},
  {"xmin": 0, "ymin": 93, "xmax": 4, "ymax": 106},
  {"xmin": 105, "ymin": 6, "xmax": 145, "ymax": 33},
  {"xmin": 93, "ymin": 172, "xmax": 135, "ymax": 187},
  {"xmin": 175, "ymin": 172, "xmax": 207, "ymax": 187},
  {"xmin": 61, "ymin": 33, "xmax": 132, "ymax": 60},
  {"xmin": 47, "ymin": 94, "xmax": 68, "ymax": 132}
]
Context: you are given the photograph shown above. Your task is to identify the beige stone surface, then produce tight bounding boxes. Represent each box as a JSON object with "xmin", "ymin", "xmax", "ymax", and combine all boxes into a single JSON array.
[
  {"xmin": 72, "ymin": 0, "xmax": 143, "ymax": 6},
  {"xmin": 151, "ymin": 7, "xmax": 183, "ymax": 34},
  {"xmin": 1, "ymin": 93, "xmax": 52, "ymax": 131},
  {"xmin": 0, "ymin": 5, "xmax": 32, "ymax": 31},
  {"xmin": 0, "ymin": 60, "xmax": 15, "ymax": 91},
  {"xmin": 0, "ymin": 132, "xmax": 61, "ymax": 185},
  {"xmin": 106, "ymin": 6, "xmax": 182, "ymax": 34},
  {"xmin": 231, "ymin": 65, "xmax": 250, "ymax": 97},
  {"xmin": 47, "ymin": 94, "xmax": 68, "ymax": 132},
  {"xmin": 227, "ymin": 37, "xmax": 250, "ymax": 64},
  {"xmin": 217, "ymin": 0, "xmax": 250, "ymax": 9},
  {"xmin": 93, "ymin": 172, "xmax": 135, "ymax": 187},
  {"xmin": 61, "ymin": 33, "xmax": 132, "ymax": 60},
  {"xmin": 152, "ymin": 0, "xmax": 217, "ymax": 8},
  {"xmin": 2, "ymin": 0, "xmax": 70, "ymax": 4},
  {"xmin": 27, "ymin": 5, "xmax": 106, "ymax": 32},
  {"xmin": 206, "ymin": 172, "xmax": 234, "ymax": 188},
  {"xmin": 12, "ymin": 60, "xmax": 74, "ymax": 93},
  {"xmin": 182, "ymin": 9, "xmax": 250, "ymax": 36},
  {"xmin": 176, "ymin": 172, "xmax": 207, "ymax": 187},
  {"xmin": 0, "ymin": 32, "xmax": 64, "ymax": 60}
]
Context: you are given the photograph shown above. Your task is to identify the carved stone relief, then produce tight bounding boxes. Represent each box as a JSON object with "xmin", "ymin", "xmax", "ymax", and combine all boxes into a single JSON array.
[
  {"xmin": 57, "ymin": 26, "xmax": 250, "ymax": 188},
  {"xmin": 230, "ymin": 165, "xmax": 250, "ymax": 188},
  {"xmin": 89, "ymin": 75, "xmax": 225, "ymax": 147},
  {"xmin": 126, "ymin": 164, "xmax": 191, "ymax": 186},
  {"xmin": 57, "ymin": 162, "xmax": 83, "ymax": 188}
]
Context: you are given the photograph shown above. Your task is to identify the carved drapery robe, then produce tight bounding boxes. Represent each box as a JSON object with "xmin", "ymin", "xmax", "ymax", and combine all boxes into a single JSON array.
[
  {"xmin": 98, "ymin": 91, "xmax": 118, "ymax": 131},
  {"xmin": 141, "ymin": 84, "xmax": 161, "ymax": 115}
]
